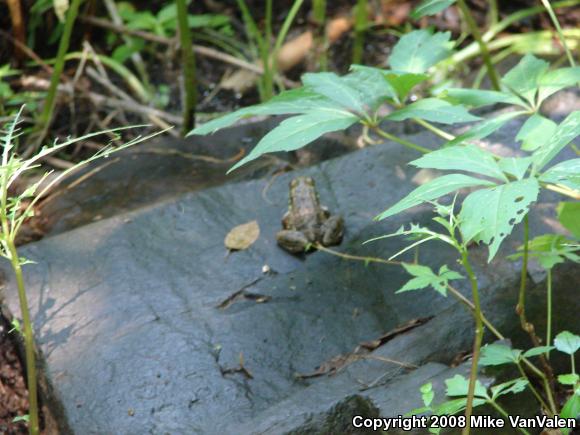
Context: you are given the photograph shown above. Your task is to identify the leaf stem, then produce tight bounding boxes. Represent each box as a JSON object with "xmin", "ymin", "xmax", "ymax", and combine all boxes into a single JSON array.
[
  {"xmin": 546, "ymin": 268, "xmax": 552, "ymax": 356},
  {"xmin": 373, "ymin": 127, "xmax": 431, "ymax": 154},
  {"xmin": 488, "ymin": 400, "xmax": 530, "ymax": 435},
  {"xmin": 176, "ymin": 0, "xmax": 198, "ymax": 134},
  {"xmin": 313, "ymin": 243, "xmax": 401, "ymax": 266},
  {"xmin": 460, "ymin": 248, "xmax": 484, "ymax": 435},
  {"xmin": 539, "ymin": 0, "xmax": 576, "ymax": 67},
  {"xmin": 412, "ymin": 118, "xmax": 456, "ymax": 141},
  {"xmin": 456, "ymin": 0, "xmax": 501, "ymax": 91}
]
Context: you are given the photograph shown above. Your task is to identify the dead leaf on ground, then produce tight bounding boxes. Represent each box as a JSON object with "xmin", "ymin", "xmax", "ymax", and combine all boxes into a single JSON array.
[{"xmin": 224, "ymin": 220, "xmax": 260, "ymax": 251}]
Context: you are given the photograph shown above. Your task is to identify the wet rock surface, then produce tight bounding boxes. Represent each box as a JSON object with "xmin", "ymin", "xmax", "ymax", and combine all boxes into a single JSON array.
[{"xmin": 0, "ymin": 110, "xmax": 578, "ymax": 434}]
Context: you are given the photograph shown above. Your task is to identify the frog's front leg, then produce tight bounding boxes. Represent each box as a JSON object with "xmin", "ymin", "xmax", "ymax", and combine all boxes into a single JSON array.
[
  {"xmin": 321, "ymin": 215, "xmax": 344, "ymax": 246},
  {"xmin": 276, "ymin": 230, "xmax": 310, "ymax": 253}
]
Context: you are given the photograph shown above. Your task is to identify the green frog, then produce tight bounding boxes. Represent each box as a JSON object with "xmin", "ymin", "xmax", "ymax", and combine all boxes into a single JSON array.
[{"xmin": 276, "ymin": 176, "xmax": 344, "ymax": 254}]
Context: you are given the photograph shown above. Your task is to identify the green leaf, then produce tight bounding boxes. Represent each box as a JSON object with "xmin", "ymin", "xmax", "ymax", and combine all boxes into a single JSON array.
[
  {"xmin": 228, "ymin": 111, "xmax": 359, "ymax": 172},
  {"xmin": 540, "ymin": 159, "xmax": 580, "ymax": 192},
  {"xmin": 560, "ymin": 388, "xmax": 580, "ymax": 427},
  {"xmin": 346, "ymin": 66, "xmax": 398, "ymax": 109},
  {"xmin": 434, "ymin": 398, "xmax": 486, "ymax": 416},
  {"xmin": 459, "ymin": 178, "xmax": 540, "ymax": 261},
  {"xmin": 516, "ymin": 114, "xmax": 558, "ymax": 151},
  {"xmin": 446, "ymin": 111, "xmax": 525, "ymax": 146},
  {"xmin": 421, "ymin": 382, "xmax": 435, "ymax": 407},
  {"xmin": 558, "ymin": 374, "xmax": 580, "ymax": 386},
  {"xmin": 302, "ymin": 72, "xmax": 367, "ymax": 115},
  {"xmin": 523, "ymin": 346, "xmax": 555, "ymax": 357},
  {"xmin": 397, "ymin": 263, "xmax": 463, "ymax": 296},
  {"xmin": 498, "ymin": 157, "xmax": 533, "ymax": 180},
  {"xmin": 557, "ymin": 202, "xmax": 580, "ymax": 238},
  {"xmin": 188, "ymin": 88, "xmax": 340, "ymax": 135},
  {"xmin": 491, "ymin": 378, "xmax": 529, "ymax": 400},
  {"xmin": 539, "ymin": 67, "xmax": 580, "ymax": 102},
  {"xmin": 533, "ymin": 111, "xmax": 580, "ymax": 171},
  {"xmin": 387, "ymin": 98, "xmax": 480, "ymax": 124},
  {"xmin": 388, "ymin": 30, "xmax": 453, "ymax": 74},
  {"xmin": 445, "ymin": 375, "xmax": 488, "ymax": 399},
  {"xmin": 411, "ymin": 144, "xmax": 508, "ymax": 182},
  {"xmin": 376, "ymin": 174, "xmax": 496, "ymax": 220},
  {"xmin": 384, "ymin": 72, "xmax": 429, "ymax": 101},
  {"xmin": 411, "ymin": 0, "xmax": 456, "ymax": 19},
  {"xmin": 554, "ymin": 331, "xmax": 580, "ymax": 355},
  {"xmin": 502, "ymin": 54, "xmax": 549, "ymax": 105},
  {"xmin": 443, "ymin": 88, "xmax": 521, "ymax": 108},
  {"xmin": 479, "ymin": 343, "xmax": 521, "ymax": 366},
  {"xmin": 510, "ymin": 234, "xmax": 580, "ymax": 270}
]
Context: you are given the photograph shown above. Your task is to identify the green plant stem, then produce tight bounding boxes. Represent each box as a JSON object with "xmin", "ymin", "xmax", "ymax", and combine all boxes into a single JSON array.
[
  {"xmin": 460, "ymin": 249, "xmax": 484, "ymax": 435},
  {"xmin": 36, "ymin": 0, "xmax": 82, "ymax": 141},
  {"xmin": 373, "ymin": 127, "xmax": 431, "ymax": 154},
  {"xmin": 546, "ymin": 268, "xmax": 552, "ymax": 356},
  {"xmin": 272, "ymin": 0, "xmax": 305, "ymax": 84},
  {"xmin": 456, "ymin": 0, "xmax": 500, "ymax": 91},
  {"xmin": 352, "ymin": 0, "xmax": 367, "ymax": 64},
  {"xmin": 571, "ymin": 355, "xmax": 576, "ymax": 375},
  {"xmin": 539, "ymin": 0, "xmax": 576, "ymax": 67},
  {"xmin": 412, "ymin": 118, "xmax": 455, "ymax": 141},
  {"xmin": 487, "ymin": 0, "xmax": 499, "ymax": 27},
  {"xmin": 7, "ymin": 239, "xmax": 39, "ymax": 435},
  {"xmin": 488, "ymin": 400, "xmax": 531, "ymax": 435},
  {"xmin": 262, "ymin": 0, "xmax": 273, "ymax": 99},
  {"xmin": 517, "ymin": 215, "xmax": 530, "ymax": 332},
  {"xmin": 175, "ymin": 0, "xmax": 198, "ymax": 134}
]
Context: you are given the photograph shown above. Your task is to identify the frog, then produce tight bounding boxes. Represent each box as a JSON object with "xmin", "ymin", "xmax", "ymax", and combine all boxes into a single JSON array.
[{"xmin": 276, "ymin": 176, "xmax": 344, "ymax": 254}]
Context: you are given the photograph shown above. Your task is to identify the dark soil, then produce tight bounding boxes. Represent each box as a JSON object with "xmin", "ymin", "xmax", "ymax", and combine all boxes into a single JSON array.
[{"xmin": 0, "ymin": 315, "xmax": 29, "ymax": 435}]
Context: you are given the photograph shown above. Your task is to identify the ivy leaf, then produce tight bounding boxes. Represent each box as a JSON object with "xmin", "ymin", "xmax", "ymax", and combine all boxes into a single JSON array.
[
  {"xmin": 397, "ymin": 263, "xmax": 463, "ymax": 296},
  {"xmin": 411, "ymin": 144, "xmax": 508, "ymax": 182},
  {"xmin": 523, "ymin": 346, "xmax": 555, "ymax": 357},
  {"xmin": 228, "ymin": 111, "xmax": 359, "ymax": 172},
  {"xmin": 421, "ymin": 382, "xmax": 435, "ymax": 407},
  {"xmin": 442, "ymin": 88, "xmax": 522, "ymax": 108},
  {"xmin": 446, "ymin": 111, "xmax": 525, "ymax": 147},
  {"xmin": 459, "ymin": 178, "xmax": 540, "ymax": 261},
  {"xmin": 445, "ymin": 375, "xmax": 488, "ymax": 399},
  {"xmin": 411, "ymin": 0, "xmax": 456, "ymax": 19},
  {"xmin": 516, "ymin": 114, "xmax": 558, "ymax": 152},
  {"xmin": 498, "ymin": 157, "xmax": 533, "ymax": 180},
  {"xmin": 302, "ymin": 72, "xmax": 368, "ymax": 115},
  {"xmin": 540, "ymin": 159, "xmax": 580, "ymax": 192},
  {"xmin": 491, "ymin": 378, "xmax": 529, "ymax": 400},
  {"xmin": 558, "ymin": 374, "xmax": 580, "ymax": 386},
  {"xmin": 533, "ymin": 111, "xmax": 580, "ymax": 171},
  {"xmin": 502, "ymin": 54, "xmax": 549, "ymax": 105},
  {"xmin": 376, "ymin": 174, "xmax": 496, "ymax": 220},
  {"xmin": 388, "ymin": 30, "xmax": 453, "ymax": 74},
  {"xmin": 188, "ymin": 88, "xmax": 339, "ymax": 135},
  {"xmin": 557, "ymin": 202, "xmax": 580, "ymax": 238},
  {"xmin": 479, "ymin": 343, "xmax": 521, "ymax": 366},
  {"xmin": 538, "ymin": 67, "xmax": 580, "ymax": 102},
  {"xmin": 554, "ymin": 331, "xmax": 580, "ymax": 355},
  {"xmin": 386, "ymin": 98, "xmax": 480, "ymax": 124}
]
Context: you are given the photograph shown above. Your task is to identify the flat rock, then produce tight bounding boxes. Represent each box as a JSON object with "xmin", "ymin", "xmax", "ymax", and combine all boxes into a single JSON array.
[{"xmin": 0, "ymin": 114, "xmax": 578, "ymax": 434}]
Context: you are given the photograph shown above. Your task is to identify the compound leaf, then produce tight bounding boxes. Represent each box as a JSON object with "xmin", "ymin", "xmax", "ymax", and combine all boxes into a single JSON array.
[
  {"xmin": 480, "ymin": 343, "xmax": 521, "ymax": 366},
  {"xmin": 502, "ymin": 54, "xmax": 549, "ymax": 105},
  {"xmin": 386, "ymin": 98, "xmax": 480, "ymax": 124},
  {"xmin": 533, "ymin": 111, "xmax": 580, "ymax": 171},
  {"xmin": 398, "ymin": 263, "xmax": 463, "ymax": 296},
  {"xmin": 388, "ymin": 30, "xmax": 453, "ymax": 74},
  {"xmin": 516, "ymin": 114, "xmax": 558, "ymax": 152},
  {"xmin": 540, "ymin": 158, "xmax": 580, "ymax": 192}
]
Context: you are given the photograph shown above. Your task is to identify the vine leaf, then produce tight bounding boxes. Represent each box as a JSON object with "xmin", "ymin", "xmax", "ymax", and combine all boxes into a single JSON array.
[
  {"xmin": 411, "ymin": 144, "xmax": 508, "ymax": 182},
  {"xmin": 388, "ymin": 30, "xmax": 453, "ymax": 74},
  {"xmin": 532, "ymin": 111, "xmax": 580, "ymax": 171},
  {"xmin": 411, "ymin": 0, "xmax": 456, "ymax": 19},
  {"xmin": 228, "ymin": 111, "xmax": 359, "ymax": 172},
  {"xmin": 479, "ymin": 343, "xmax": 521, "ymax": 366},
  {"xmin": 445, "ymin": 375, "xmax": 488, "ymax": 399},
  {"xmin": 386, "ymin": 98, "xmax": 480, "ymax": 124},
  {"xmin": 442, "ymin": 88, "xmax": 522, "ymax": 108},
  {"xmin": 501, "ymin": 54, "xmax": 549, "ymax": 105},
  {"xmin": 516, "ymin": 114, "xmax": 557, "ymax": 151},
  {"xmin": 538, "ymin": 66, "xmax": 580, "ymax": 102},
  {"xmin": 446, "ymin": 111, "xmax": 525, "ymax": 147},
  {"xmin": 459, "ymin": 178, "xmax": 540, "ymax": 262},
  {"xmin": 554, "ymin": 331, "xmax": 580, "ymax": 355},
  {"xmin": 557, "ymin": 202, "xmax": 580, "ymax": 238},
  {"xmin": 490, "ymin": 378, "xmax": 529, "ymax": 400},
  {"xmin": 376, "ymin": 174, "xmax": 496, "ymax": 221},
  {"xmin": 302, "ymin": 72, "xmax": 368, "ymax": 115},
  {"xmin": 397, "ymin": 263, "xmax": 463, "ymax": 296},
  {"xmin": 539, "ymin": 158, "xmax": 580, "ymax": 192}
]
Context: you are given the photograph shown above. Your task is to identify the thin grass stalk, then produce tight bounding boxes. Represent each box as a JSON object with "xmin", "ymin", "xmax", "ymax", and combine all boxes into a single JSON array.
[
  {"xmin": 175, "ymin": 0, "xmax": 198, "ymax": 134},
  {"xmin": 311, "ymin": 0, "xmax": 327, "ymax": 70},
  {"xmin": 546, "ymin": 268, "xmax": 552, "ymax": 356},
  {"xmin": 539, "ymin": 0, "xmax": 576, "ymax": 66},
  {"xmin": 456, "ymin": 0, "xmax": 500, "ymax": 90},
  {"xmin": 36, "ymin": 0, "xmax": 82, "ymax": 140},
  {"xmin": 272, "ymin": 0, "xmax": 306, "ymax": 88},
  {"xmin": 352, "ymin": 0, "xmax": 367, "ymax": 65}
]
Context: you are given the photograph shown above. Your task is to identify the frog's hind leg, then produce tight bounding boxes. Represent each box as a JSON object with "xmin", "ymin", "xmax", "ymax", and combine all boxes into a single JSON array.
[
  {"xmin": 276, "ymin": 230, "xmax": 310, "ymax": 254},
  {"xmin": 321, "ymin": 215, "xmax": 344, "ymax": 246}
]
